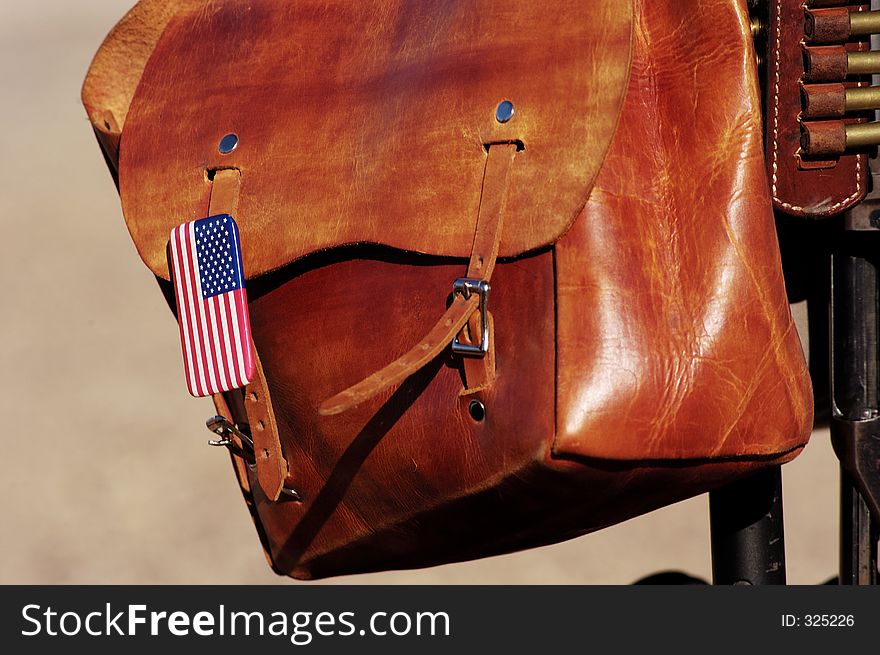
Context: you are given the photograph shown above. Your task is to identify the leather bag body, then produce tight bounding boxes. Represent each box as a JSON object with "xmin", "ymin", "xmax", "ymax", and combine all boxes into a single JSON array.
[{"xmin": 83, "ymin": 0, "xmax": 813, "ymax": 579}]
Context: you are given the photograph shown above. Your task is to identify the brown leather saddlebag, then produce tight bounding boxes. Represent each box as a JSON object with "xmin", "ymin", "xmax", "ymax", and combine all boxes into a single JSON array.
[{"xmin": 83, "ymin": 0, "xmax": 814, "ymax": 579}]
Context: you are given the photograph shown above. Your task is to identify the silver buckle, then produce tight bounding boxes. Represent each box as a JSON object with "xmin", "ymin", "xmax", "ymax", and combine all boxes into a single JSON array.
[
  {"xmin": 205, "ymin": 416, "xmax": 303, "ymax": 501},
  {"xmin": 451, "ymin": 278, "xmax": 490, "ymax": 357},
  {"xmin": 207, "ymin": 415, "xmax": 255, "ymax": 463}
]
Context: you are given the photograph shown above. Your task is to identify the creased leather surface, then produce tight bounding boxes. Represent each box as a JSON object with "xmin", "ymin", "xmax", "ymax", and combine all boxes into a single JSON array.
[
  {"xmin": 116, "ymin": 0, "xmax": 633, "ymax": 280},
  {"xmin": 554, "ymin": 0, "xmax": 813, "ymax": 462}
]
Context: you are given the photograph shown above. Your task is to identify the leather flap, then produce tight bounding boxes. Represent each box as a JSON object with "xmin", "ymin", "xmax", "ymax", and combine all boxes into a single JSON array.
[
  {"xmin": 117, "ymin": 0, "xmax": 633, "ymax": 280},
  {"xmin": 82, "ymin": 0, "xmax": 200, "ymax": 174}
]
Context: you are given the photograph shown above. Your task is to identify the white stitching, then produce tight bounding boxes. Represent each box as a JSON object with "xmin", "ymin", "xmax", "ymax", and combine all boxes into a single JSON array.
[
  {"xmin": 770, "ymin": 0, "xmax": 784, "ymax": 204},
  {"xmin": 771, "ymin": 0, "xmax": 863, "ymax": 214}
]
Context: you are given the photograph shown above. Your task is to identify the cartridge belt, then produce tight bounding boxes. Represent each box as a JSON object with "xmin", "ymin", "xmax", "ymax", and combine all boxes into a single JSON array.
[{"xmin": 761, "ymin": 0, "xmax": 871, "ymax": 217}]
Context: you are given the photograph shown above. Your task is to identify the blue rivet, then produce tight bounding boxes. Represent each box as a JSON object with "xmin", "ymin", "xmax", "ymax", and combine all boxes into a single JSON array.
[
  {"xmin": 218, "ymin": 133, "xmax": 238, "ymax": 155},
  {"xmin": 495, "ymin": 100, "xmax": 514, "ymax": 124}
]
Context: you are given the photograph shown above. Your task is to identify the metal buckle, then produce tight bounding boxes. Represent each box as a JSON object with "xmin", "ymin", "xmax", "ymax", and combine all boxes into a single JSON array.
[
  {"xmin": 207, "ymin": 415, "xmax": 255, "ymax": 463},
  {"xmin": 831, "ymin": 415, "xmax": 880, "ymax": 525},
  {"xmin": 451, "ymin": 278, "xmax": 490, "ymax": 357},
  {"xmin": 205, "ymin": 416, "xmax": 303, "ymax": 502}
]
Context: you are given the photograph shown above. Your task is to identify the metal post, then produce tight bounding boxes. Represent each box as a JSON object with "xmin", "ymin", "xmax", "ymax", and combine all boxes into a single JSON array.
[
  {"xmin": 840, "ymin": 471, "xmax": 879, "ymax": 585},
  {"xmin": 709, "ymin": 466, "xmax": 787, "ymax": 585},
  {"xmin": 830, "ymin": 229, "xmax": 880, "ymax": 585}
]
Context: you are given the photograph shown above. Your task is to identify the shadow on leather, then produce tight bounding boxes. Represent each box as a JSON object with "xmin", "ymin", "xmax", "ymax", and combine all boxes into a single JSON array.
[{"xmin": 272, "ymin": 357, "xmax": 444, "ymax": 573}]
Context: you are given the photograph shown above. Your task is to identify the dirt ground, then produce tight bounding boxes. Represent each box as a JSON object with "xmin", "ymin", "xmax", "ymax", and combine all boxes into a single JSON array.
[{"xmin": 1, "ymin": 1, "xmax": 840, "ymax": 585}]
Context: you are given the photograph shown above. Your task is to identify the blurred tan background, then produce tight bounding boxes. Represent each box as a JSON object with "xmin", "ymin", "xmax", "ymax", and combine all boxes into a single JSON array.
[{"xmin": 1, "ymin": 1, "xmax": 838, "ymax": 584}]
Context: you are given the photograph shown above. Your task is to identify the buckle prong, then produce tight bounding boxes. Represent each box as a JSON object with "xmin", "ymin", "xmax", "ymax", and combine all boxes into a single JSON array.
[
  {"xmin": 451, "ymin": 278, "xmax": 490, "ymax": 357},
  {"xmin": 205, "ymin": 416, "xmax": 303, "ymax": 501},
  {"xmin": 206, "ymin": 415, "xmax": 254, "ymax": 456}
]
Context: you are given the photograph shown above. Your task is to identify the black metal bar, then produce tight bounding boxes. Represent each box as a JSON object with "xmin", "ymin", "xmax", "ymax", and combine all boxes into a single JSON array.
[
  {"xmin": 840, "ymin": 470, "xmax": 879, "ymax": 585},
  {"xmin": 831, "ymin": 234, "xmax": 880, "ymax": 584},
  {"xmin": 831, "ymin": 249, "xmax": 878, "ymax": 418},
  {"xmin": 709, "ymin": 466, "xmax": 786, "ymax": 585}
]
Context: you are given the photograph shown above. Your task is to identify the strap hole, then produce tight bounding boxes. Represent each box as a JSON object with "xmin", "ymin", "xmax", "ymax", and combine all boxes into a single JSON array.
[
  {"xmin": 256, "ymin": 420, "xmax": 265, "ymax": 431},
  {"xmin": 262, "ymin": 449, "xmax": 270, "ymax": 459},
  {"xmin": 205, "ymin": 166, "xmax": 239, "ymax": 182},
  {"xmin": 483, "ymin": 139, "xmax": 525, "ymax": 152},
  {"xmin": 468, "ymin": 399, "xmax": 486, "ymax": 422},
  {"xmin": 248, "ymin": 392, "xmax": 258, "ymax": 402}
]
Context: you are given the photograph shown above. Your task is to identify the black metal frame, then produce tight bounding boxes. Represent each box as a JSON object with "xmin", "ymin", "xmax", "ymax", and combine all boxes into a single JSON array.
[
  {"xmin": 831, "ymin": 220, "xmax": 880, "ymax": 585},
  {"xmin": 709, "ymin": 467, "xmax": 787, "ymax": 585}
]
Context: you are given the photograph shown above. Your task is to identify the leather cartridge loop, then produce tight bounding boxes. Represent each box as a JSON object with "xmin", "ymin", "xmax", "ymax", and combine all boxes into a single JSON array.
[
  {"xmin": 208, "ymin": 169, "xmax": 289, "ymax": 501},
  {"xmin": 319, "ymin": 143, "xmax": 518, "ymax": 415}
]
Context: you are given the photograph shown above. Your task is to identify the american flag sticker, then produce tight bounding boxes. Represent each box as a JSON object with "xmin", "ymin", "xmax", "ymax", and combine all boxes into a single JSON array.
[{"xmin": 169, "ymin": 214, "xmax": 255, "ymax": 397}]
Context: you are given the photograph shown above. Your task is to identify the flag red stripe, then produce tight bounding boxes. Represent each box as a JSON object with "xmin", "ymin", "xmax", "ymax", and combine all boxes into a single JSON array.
[
  {"xmin": 212, "ymin": 294, "xmax": 237, "ymax": 390},
  {"xmin": 184, "ymin": 223, "xmax": 219, "ymax": 394},
  {"xmin": 170, "ymin": 226, "xmax": 197, "ymax": 395},
  {"xmin": 225, "ymin": 289, "xmax": 247, "ymax": 386},
  {"xmin": 204, "ymin": 293, "xmax": 230, "ymax": 391},
  {"xmin": 179, "ymin": 224, "xmax": 207, "ymax": 396},
  {"xmin": 227, "ymin": 224, "xmax": 254, "ymax": 382},
  {"xmin": 218, "ymin": 293, "xmax": 248, "ymax": 387},
  {"xmin": 192, "ymin": 223, "xmax": 226, "ymax": 394},
  {"xmin": 232, "ymin": 287, "xmax": 255, "ymax": 381},
  {"xmin": 175, "ymin": 225, "xmax": 206, "ymax": 397}
]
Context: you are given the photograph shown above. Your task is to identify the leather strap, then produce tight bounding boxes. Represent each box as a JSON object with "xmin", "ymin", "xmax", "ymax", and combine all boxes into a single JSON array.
[
  {"xmin": 459, "ymin": 143, "xmax": 516, "ymax": 393},
  {"xmin": 318, "ymin": 294, "xmax": 480, "ymax": 415},
  {"xmin": 319, "ymin": 143, "xmax": 517, "ymax": 415},
  {"xmin": 208, "ymin": 169, "xmax": 289, "ymax": 501},
  {"xmin": 208, "ymin": 168, "xmax": 241, "ymax": 216},
  {"xmin": 465, "ymin": 144, "xmax": 517, "ymax": 281},
  {"xmin": 461, "ymin": 310, "xmax": 496, "ymax": 395},
  {"xmin": 242, "ymin": 350, "xmax": 289, "ymax": 500}
]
